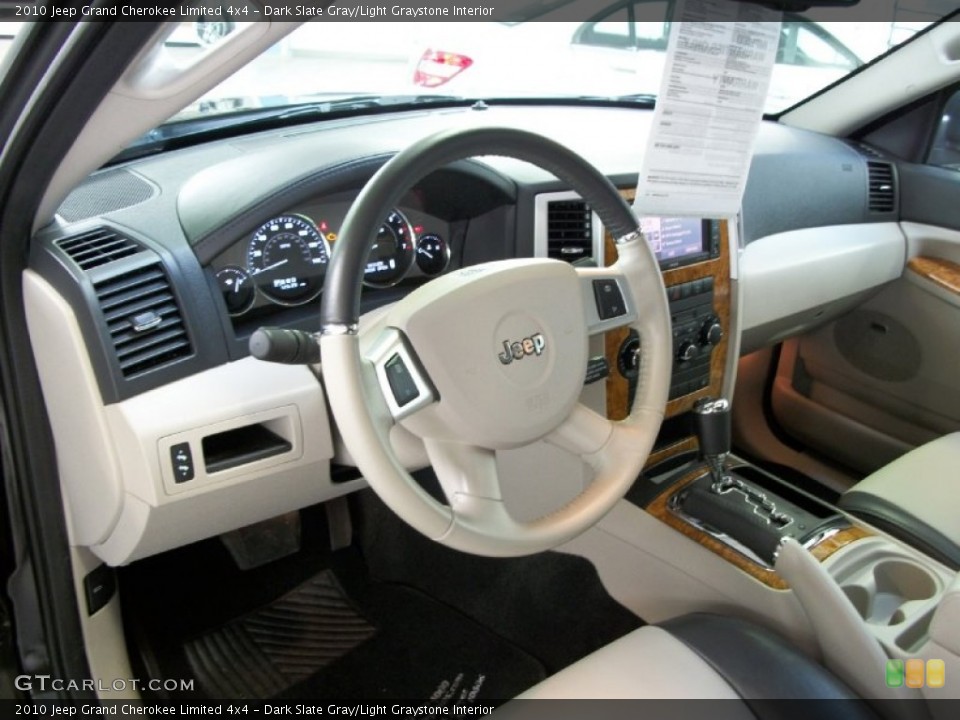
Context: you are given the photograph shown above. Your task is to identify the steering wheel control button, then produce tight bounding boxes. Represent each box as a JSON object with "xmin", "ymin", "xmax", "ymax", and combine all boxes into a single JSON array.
[
  {"xmin": 385, "ymin": 353, "xmax": 420, "ymax": 408},
  {"xmin": 593, "ymin": 279, "xmax": 626, "ymax": 320},
  {"xmin": 170, "ymin": 442, "xmax": 194, "ymax": 484}
]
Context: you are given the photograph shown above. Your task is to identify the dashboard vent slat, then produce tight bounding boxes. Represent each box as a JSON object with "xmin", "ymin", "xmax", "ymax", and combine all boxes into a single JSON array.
[
  {"xmin": 56, "ymin": 228, "xmax": 142, "ymax": 270},
  {"xmin": 547, "ymin": 200, "xmax": 593, "ymax": 262},
  {"xmin": 93, "ymin": 263, "xmax": 193, "ymax": 378},
  {"xmin": 867, "ymin": 161, "xmax": 897, "ymax": 213}
]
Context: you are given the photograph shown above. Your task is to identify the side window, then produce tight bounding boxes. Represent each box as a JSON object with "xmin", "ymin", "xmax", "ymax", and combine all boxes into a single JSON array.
[
  {"xmin": 577, "ymin": 6, "xmax": 634, "ymax": 50},
  {"xmin": 634, "ymin": 1, "xmax": 670, "ymax": 50},
  {"xmin": 0, "ymin": 22, "xmax": 26, "ymax": 69},
  {"xmin": 928, "ymin": 89, "xmax": 960, "ymax": 170},
  {"xmin": 575, "ymin": 1, "xmax": 669, "ymax": 52},
  {"xmin": 778, "ymin": 21, "xmax": 860, "ymax": 70}
]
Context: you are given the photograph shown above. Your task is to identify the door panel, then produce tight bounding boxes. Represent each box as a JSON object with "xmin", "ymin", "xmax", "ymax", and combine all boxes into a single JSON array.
[{"xmin": 771, "ymin": 222, "xmax": 960, "ymax": 475}]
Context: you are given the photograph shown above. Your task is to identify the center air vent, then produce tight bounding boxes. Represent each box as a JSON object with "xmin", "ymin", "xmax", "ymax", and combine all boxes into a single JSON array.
[
  {"xmin": 547, "ymin": 200, "xmax": 593, "ymax": 262},
  {"xmin": 57, "ymin": 227, "xmax": 143, "ymax": 270},
  {"xmin": 867, "ymin": 161, "xmax": 897, "ymax": 213},
  {"xmin": 94, "ymin": 264, "xmax": 193, "ymax": 378}
]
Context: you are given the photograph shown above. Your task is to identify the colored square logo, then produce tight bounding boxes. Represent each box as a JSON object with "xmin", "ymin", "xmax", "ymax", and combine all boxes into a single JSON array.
[
  {"xmin": 927, "ymin": 659, "xmax": 946, "ymax": 689},
  {"xmin": 906, "ymin": 658, "xmax": 925, "ymax": 688},
  {"xmin": 886, "ymin": 659, "xmax": 904, "ymax": 688}
]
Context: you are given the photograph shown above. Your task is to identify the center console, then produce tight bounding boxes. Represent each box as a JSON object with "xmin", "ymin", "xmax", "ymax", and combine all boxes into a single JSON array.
[
  {"xmin": 537, "ymin": 189, "xmax": 959, "ymax": 700},
  {"xmin": 602, "ymin": 201, "xmax": 732, "ymax": 438},
  {"xmin": 638, "ymin": 392, "xmax": 958, "ymax": 698},
  {"xmin": 640, "ymin": 396, "xmax": 866, "ymax": 588},
  {"xmin": 827, "ymin": 537, "xmax": 953, "ymax": 658}
]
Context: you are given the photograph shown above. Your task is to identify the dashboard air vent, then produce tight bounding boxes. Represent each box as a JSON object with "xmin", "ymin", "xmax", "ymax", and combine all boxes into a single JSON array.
[
  {"xmin": 867, "ymin": 161, "xmax": 896, "ymax": 213},
  {"xmin": 93, "ymin": 264, "xmax": 193, "ymax": 378},
  {"xmin": 547, "ymin": 200, "xmax": 593, "ymax": 262},
  {"xmin": 57, "ymin": 227, "xmax": 142, "ymax": 270}
]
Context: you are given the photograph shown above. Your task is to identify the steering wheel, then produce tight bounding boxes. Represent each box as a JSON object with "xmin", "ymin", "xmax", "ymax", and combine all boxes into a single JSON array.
[{"xmin": 319, "ymin": 127, "xmax": 671, "ymax": 556}]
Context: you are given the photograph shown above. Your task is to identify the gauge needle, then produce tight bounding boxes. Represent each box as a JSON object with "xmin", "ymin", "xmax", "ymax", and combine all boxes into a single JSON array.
[
  {"xmin": 251, "ymin": 259, "xmax": 288, "ymax": 276},
  {"xmin": 419, "ymin": 248, "xmax": 434, "ymax": 259},
  {"xmin": 233, "ymin": 278, "xmax": 242, "ymax": 293}
]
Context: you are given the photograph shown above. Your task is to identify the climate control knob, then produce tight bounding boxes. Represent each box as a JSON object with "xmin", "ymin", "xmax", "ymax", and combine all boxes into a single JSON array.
[
  {"xmin": 700, "ymin": 316, "xmax": 723, "ymax": 347},
  {"xmin": 678, "ymin": 341, "xmax": 700, "ymax": 363}
]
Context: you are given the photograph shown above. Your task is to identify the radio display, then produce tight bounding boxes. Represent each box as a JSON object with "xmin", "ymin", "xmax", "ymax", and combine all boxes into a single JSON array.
[{"xmin": 639, "ymin": 217, "xmax": 718, "ymax": 269}]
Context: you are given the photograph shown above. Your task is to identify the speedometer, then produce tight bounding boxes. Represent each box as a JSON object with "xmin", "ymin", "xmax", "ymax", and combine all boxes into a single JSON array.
[
  {"xmin": 363, "ymin": 210, "xmax": 415, "ymax": 288},
  {"xmin": 247, "ymin": 215, "xmax": 329, "ymax": 305}
]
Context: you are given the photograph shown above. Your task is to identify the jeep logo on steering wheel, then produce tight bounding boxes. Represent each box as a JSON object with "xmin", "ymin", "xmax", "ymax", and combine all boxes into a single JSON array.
[{"xmin": 498, "ymin": 333, "xmax": 546, "ymax": 365}]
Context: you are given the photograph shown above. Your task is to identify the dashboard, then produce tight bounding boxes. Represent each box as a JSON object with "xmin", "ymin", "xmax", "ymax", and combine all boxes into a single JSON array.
[{"xmin": 23, "ymin": 104, "xmax": 903, "ymax": 566}]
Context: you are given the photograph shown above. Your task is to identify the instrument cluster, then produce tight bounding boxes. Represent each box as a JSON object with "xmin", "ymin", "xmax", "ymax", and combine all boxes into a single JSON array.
[{"xmin": 209, "ymin": 200, "xmax": 451, "ymax": 320}]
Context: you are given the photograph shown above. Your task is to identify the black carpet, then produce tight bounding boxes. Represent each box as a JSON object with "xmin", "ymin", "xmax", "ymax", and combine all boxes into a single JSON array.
[
  {"xmin": 352, "ymin": 485, "xmax": 644, "ymax": 674},
  {"xmin": 121, "ymin": 482, "xmax": 643, "ymax": 702},
  {"xmin": 280, "ymin": 557, "xmax": 545, "ymax": 701},
  {"xmin": 183, "ymin": 570, "xmax": 376, "ymax": 699},
  {"xmin": 128, "ymin": 553, "xmax": 545, "ymax": 702}
]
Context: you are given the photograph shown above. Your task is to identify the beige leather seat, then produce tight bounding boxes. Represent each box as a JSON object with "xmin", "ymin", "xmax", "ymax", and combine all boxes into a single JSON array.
[{"xmin": 840, "ymin": 432, "xmax": 960, "ymax": 569}]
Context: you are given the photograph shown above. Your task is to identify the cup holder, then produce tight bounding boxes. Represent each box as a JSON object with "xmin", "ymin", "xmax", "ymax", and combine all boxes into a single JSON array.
[
  {"xmin": 841, "ymin": 584, "xmax": 870, "ymax": 618},
  {"xmin": 844, "ymin": 559, "xmax": 938, "ymax": 626}
]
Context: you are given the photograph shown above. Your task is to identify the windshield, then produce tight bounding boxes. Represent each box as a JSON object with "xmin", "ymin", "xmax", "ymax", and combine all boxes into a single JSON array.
[{"xmin": 136, "ymin": 4, "xmax": 944, "ymax": 138}]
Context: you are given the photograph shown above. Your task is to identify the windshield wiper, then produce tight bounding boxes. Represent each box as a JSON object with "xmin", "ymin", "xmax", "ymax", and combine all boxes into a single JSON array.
[
  {"xmin": 109, "ymin": 94, "xmax": 468, "ymax": 165},
  {"xmin": 578, "ymin": 93, "xmax": 658, "ymax": 106},
  {"xmin": 269, "ymin": 94, "xmax": 468, "ymax": 120}
]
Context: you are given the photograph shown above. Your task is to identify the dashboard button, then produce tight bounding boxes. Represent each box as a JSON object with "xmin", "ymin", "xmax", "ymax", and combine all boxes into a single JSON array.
[{"xmin": 170, "ymin": 442, "xmax": 194, "ymax": 484}]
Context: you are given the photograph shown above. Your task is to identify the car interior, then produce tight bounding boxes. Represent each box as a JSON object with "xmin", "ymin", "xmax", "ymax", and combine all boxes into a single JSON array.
[{"xmin": 1, "ymin": 2, "xmax": 960, "ymax": 714}]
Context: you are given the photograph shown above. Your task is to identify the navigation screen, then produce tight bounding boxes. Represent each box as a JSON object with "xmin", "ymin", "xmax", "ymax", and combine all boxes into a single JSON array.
[{"xmin": 640, "ymin": 217, "xmax": 705, "ymax": 264}]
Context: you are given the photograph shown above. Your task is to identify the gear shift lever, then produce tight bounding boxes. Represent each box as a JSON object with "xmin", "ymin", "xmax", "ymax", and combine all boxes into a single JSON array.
[{"xmin": 692, "ymin": 397, "xmax": 731, "ymax": 490}]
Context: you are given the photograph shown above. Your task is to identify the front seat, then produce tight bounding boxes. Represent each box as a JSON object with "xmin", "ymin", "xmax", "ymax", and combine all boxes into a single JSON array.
[
  {"xmin": 513, "ymin": 612, "xmax": 879, "ymax": 716},
  {"xmin": 839, "ymin": 432, "xmax": 960, "ymax": 570}
]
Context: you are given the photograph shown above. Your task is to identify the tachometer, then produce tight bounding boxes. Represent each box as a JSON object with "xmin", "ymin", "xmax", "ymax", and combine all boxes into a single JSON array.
[
  {"xmin": 363, "ymin": 210, "xmax": 415, "ymax": 288},
  {"xmin": 247, "ymin": 215, "xmax": 329, "ymax": 305}
]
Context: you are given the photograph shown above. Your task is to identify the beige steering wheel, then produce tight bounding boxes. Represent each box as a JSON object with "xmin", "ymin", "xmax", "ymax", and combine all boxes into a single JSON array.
[{"xmin": 319, "ymin": 127, "xmax": 672, "ymax": 556}]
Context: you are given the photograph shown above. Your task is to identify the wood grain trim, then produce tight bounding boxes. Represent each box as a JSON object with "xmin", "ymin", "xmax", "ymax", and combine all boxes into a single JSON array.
[
  {"xmin": 809, "ymin": 525, "xmax": 873, "ymax": 564},
  {"xmin": 907, "ymin": 256, "xmax": 960, "ymax": 296},
  {"xmin": 645, "ymin": 468, "xmax": 873, "ymax": 589},
  {"xmin": 645, "ymin": 437, "xmax": 699, "ymax": 471},
  {"xmin": 601, "ymin": 189, "xmax": 731, "ymax": 469},
  {"xmin": 662, "ymin": 221, "xmax": 732, "ymax": 419},
  {"xmin": 603, "ymin": 227, "xmax": 633, "ymax": 419}
]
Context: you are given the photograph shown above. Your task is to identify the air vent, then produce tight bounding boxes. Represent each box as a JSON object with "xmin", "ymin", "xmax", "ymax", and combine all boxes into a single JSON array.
[
  {"xmin": 57, "ymin": 227, "xmax": 142, "ymax": 270},
  {"xmin": 867, "ymin": 161, "xmax": 896, "ymax": 213},
  {"xmin": 547, "ymin": 200, "xmax": 593, "ymax": 262},
  {"xmin": 94, "ymin": 264, "xmax": 192, "ymax": 378}
]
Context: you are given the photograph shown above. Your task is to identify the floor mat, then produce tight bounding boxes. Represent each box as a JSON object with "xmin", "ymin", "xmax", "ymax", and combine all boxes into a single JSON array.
[
  {"xmin": 278, "ymin": 569, "xmax": 546, "ymax": 701},
  {"xmin": 353, "ymin": 485, "xmax": 645, "ymax": 674},
  {"xmin": 144, "ymin": 564, "xmax": 545, "ymax": 702},
  {"xmin": 183, "ymin": 571, "xmax": 376, "ymax": 699}
]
